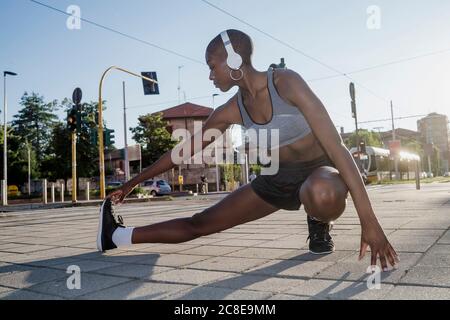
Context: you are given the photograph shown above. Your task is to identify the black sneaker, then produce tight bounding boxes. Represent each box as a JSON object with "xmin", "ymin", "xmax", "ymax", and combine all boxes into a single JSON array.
[
  {"xmin": 97, "ymin": 198, "xmax": 125, "ymax": 252},
  {"xmin": 306, "ymin": 216, "xmax": 335, "ymax": 255}
]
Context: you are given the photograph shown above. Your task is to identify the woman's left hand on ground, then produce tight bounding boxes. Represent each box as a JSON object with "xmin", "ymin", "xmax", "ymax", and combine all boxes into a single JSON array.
[{"xmin": 359, "ymin": 222, "xmax": 400, "ymax": 271}]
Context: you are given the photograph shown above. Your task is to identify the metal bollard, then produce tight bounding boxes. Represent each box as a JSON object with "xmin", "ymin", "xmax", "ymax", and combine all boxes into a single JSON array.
[
  {"xmin": 42, "ymin": 179, "xmax": 48, "ymax": 204},
  {"xmin": 51, "ymin": 183, "xmax": 55, "ymax": 203},
  {"xmin": 415, "ymin": 160, "xmax": 421, "ymax": 190},
  {"xmin": 1, "ymin": 180, "xmax": 7, "ymax": 206},
  {"xmin": 61, "ymin": 183, "xmax": 65, "ymax": 203},
  {"xmin": 86, "ymin": 181, "xmax": 90, "ymax": 201}
]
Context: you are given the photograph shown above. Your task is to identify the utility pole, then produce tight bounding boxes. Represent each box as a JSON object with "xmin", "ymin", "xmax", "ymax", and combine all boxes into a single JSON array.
[
  {"xmin": 27, "ymin": 140, "xmax": 31, "ymax": 196},
  {"xmin": 71, "ymin": 131, "xmax": 77, "ymax": 203},
  {"xmin": 349, "ymin": 83, "xmax": 362, "ymax": 172},
  {"xmin": 391, "ymin": 101, "xmax": 399, "ymax": 180}
]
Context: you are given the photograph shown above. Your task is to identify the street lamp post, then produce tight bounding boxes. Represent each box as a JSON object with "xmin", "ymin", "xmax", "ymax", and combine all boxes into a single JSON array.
[
  {"xmin": 2, "ymin": 71, "xmax": 17, "ymax": 206},
  {"xmin": 98, "ymin": 66, "xmax": 157, "ymax": 199},
  {"xmin": 122, "ymin": 81, "xmax": 130, "ymax": 182}
]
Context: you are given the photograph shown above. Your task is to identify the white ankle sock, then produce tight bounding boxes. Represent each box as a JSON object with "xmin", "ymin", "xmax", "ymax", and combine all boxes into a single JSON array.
[{"xmin": 112, "ymin": 227, "xmax": 135, "ymax": 247}]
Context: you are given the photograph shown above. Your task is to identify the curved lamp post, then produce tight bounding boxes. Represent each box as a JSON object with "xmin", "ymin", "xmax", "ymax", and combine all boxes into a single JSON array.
[
  {"xmin": 2, "ymin": 71, "xmax": 17, "ymax": 206},
  {"xmin": 98, "ymin": 67, "xmax": 157, "ymax": 199}
]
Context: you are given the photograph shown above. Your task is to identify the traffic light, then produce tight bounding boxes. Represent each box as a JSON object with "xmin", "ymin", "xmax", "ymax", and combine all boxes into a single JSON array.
[
  {"xmin": 141, "ymin": 72, "xmax": 159, "ymax": 95},
  {"xmin": 87, "ymin": 112, "xmax": 97, "ymax": 128},
  {"xmin": 67, "ymin": 107, "xmax": 77, "ymax": 132},
  {"xmin": 359, "ymin": 141, "xmax": 366, "ymax": 154},
  {"xmin": 104, "ymin": 128, "xmax": 115, "ymax": 146}
]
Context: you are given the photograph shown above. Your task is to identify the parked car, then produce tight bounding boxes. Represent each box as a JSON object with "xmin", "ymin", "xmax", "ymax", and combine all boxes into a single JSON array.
[
  {"xmin": 106, "ymin": 181, "xmax": 123, "ymax": 188},
  {"xmin": 142, "ymin": 179, "xmax": 171, "ymax": 196}
]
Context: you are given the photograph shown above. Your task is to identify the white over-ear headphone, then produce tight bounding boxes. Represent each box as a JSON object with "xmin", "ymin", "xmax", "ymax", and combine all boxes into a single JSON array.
[{"xmin": 220, "ymin": 31, "xmax": 243, "ymax": 71}]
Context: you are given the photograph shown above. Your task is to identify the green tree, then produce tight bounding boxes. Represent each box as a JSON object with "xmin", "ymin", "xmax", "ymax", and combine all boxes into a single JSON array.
[
  {"xmin": 0, "ymin": 126, "xmax": 38, "ymax": 187},
  {"xmin": 343, "ymin": 129, "xmax": 383, "ymax": 150},
  {"xmin": 41, "ymin": 100, "xmax": 114, "ymax": 182},
  {"xmin": 40, "ymin": 122, "xmax": 71, "ymax": 182},
  {"xmin": 12, "ymin": 92, "xmax": 59, "ymax": 172},
  {"xmin": 130, "ymin": 112, "xmax": 177, "ymax": 168}
]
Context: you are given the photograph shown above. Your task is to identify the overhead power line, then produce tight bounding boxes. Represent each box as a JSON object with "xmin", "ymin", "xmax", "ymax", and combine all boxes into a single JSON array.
[
  {"xmin": 309, "ymin": 48, "xmax": 450, "ymax": 82},
  {"xmin": 29, "ymin": 0, "xmax": 205, "ymax": 65},
  {"xmin": 359, "ymin": 114, "xmax": 427, "ymax": 124},
  {"xmin": 199, "ymin": 0, "xmax": 424, "ymax": 113}
]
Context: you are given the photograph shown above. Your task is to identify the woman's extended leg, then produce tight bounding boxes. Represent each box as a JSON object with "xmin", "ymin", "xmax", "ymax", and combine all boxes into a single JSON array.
[{"xmin": 132, "ymin": 184, "xmax": 279, "ymax": 244}]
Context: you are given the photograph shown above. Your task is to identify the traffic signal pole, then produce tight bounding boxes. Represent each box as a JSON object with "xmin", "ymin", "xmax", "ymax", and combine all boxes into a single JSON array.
[
  {"xmin": 349, "ymin": 83, "xmax": 362, "ymax": 172},
  {"xmin": 69, "ymin": 88, "xmax": 83, "ymax": 204},
  {"xmin": 391, "ymin": 101, "xmax": 399, "ymax": 180},
  {"xmin": 98, "ymin": 66, "xmax": 158, "ymax": 199},
  {"xmin": 71, "ymin": 131, "xmax": 77, "ymax": 203}
]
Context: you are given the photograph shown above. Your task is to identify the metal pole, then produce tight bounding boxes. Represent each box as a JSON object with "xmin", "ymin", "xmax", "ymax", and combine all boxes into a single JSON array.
[
  {"xmin": 72, "ymin": 132, "xmax": 77, "ymax": 203},
  {"xmin": 60, "ymin": 182, "xmax": 65, "ymax": 203},
  {"xmin": 415, "ymin": 160, "xmax": 421, "ymax": 190},
  {"xmin": 139, "ymin": 143, "xmax": 142, "ymax": 173},
  {"xmin": 42, "ymin": 179, "xmax": 47, "ymax": 204},
  {"xmin": 28, "ymin": 144, "xmax": 31, "ymax": 196},
  {"xmin": 122, "ymin": 81, "xmax": 130, "ymax": 181},
  {"xmin": 86, "ymin": 181, "xmax": 90, "ymax": 201},
  {"xmin": 3, "ymin": 75, "xmax": 7, "ymax": 206},
  {"xmin": 245, "ymin": 153, "xmax": 249, "ymax": 184},
  {"xmin": 351, "ymin": 84, "xmax": 361, "ymax": 173},
  {"xmin": 215, "ymin": 144, "xmax": 220, "ymax": 191},
  {"xmin": 98, "ymin": 66, "xmax": 158, "ymax": 199},
  {"xmin": 428, "ymin": 155, "xmax": 432, "ymax": 174},
  {"xmin": 179, "ymin": 166, "xmax": 182, "ymax": 192},
  {"xmin": 172, "ymin": 168, "xmax": 175, "ymax": 191},
  {"xmin": 391, "ymin": 101, "xmax": 399, "ymax": 180},
  {"xmin": 51, "ymin": 183, "xmax": 55, "ymax": 203}
]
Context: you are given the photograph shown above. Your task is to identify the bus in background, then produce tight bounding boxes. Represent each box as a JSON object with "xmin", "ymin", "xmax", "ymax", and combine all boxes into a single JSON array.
[{"xmin": 349, "ymin": 146, "xmax": 420, "ymax": 184}]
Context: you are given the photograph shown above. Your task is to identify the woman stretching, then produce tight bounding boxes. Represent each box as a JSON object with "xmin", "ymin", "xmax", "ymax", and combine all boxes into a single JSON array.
[{"xmin": 98, "ymin": 29, "xmax": 399, "ymax": 271}]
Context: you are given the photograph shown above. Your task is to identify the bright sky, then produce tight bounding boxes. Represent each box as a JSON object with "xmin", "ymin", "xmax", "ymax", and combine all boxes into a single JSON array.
[{"xmin": 1, "ymin": 0, "xmax": 450, "ymax": 148}]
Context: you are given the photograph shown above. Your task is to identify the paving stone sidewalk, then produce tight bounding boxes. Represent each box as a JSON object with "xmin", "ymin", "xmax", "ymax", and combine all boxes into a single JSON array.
[{"xmin": 0, "ymin": 184, "xmax": 449, "ymax": 300}]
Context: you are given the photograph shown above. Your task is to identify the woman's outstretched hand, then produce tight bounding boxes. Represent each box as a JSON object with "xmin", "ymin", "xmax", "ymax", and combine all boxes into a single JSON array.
[
  {"xmin": 359, "ymin": 222, "xmax": 400, "ymax": 272},
  {"xmin": 108, "ymin": 185, "xmax": 132, "ymax": 206}
]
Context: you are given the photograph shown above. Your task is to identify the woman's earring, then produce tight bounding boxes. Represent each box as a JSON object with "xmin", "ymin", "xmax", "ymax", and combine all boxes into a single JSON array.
[{"xmin": 230, "ymin": 69, "xmax": 244, "ymax": 81}]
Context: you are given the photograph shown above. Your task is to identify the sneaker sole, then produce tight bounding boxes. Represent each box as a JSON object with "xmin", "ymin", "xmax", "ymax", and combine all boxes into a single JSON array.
[
  {"xmin": 308, "ymin": 248, "xmax": 335, "ymax": 255},
  {"xmin": 96, "ymin": 199, "xmax": 107, "ymax": 252}
]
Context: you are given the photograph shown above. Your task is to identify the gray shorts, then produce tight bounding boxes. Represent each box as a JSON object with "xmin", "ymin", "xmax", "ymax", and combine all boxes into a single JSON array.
[{"xmin": 250, "ymin": 154, "xmax": 336, "ymax": 211}]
